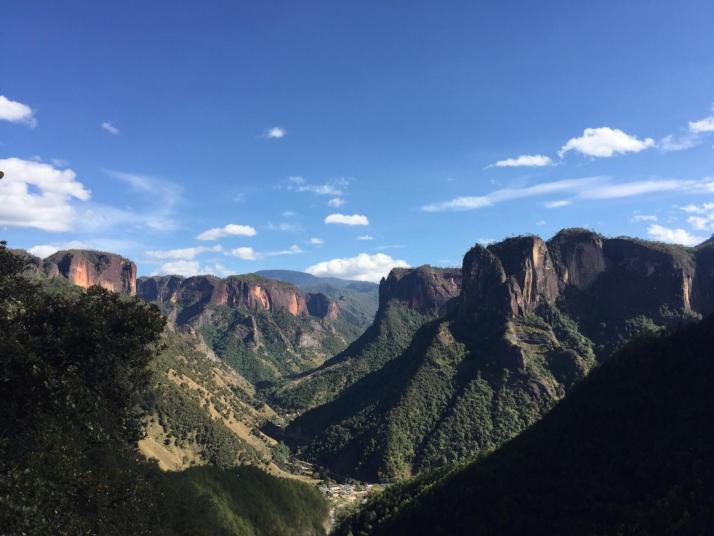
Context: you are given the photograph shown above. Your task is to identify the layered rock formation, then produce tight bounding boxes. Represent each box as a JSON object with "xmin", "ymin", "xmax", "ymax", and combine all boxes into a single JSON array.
[
  {"xmin": 16, "ymin": 249, "xmax": 137, "ymax": 295},
  {"xmin": 270, "ymin": 266, "xmax": 462, "ymax": 413},
  {"xmin": 285, "ymin": 230, "xmax": 713, "ymax": 481},
  {"xmin": 137, "ymin": 274, "xmax": 361, "ymax": 383}
]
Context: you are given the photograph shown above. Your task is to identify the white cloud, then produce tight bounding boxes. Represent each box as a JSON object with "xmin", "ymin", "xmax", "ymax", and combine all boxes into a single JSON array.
[
  {"xmin": 268, "ymin": 244, "xmax": 303, "ymax": 256},
  {"xmin": 422, "ymin": 177, "xmax": 604, "ymax": 212},
  {"xmin": 689, "ymin": 116, "xmax": 714, "ymax": 134},
  {"xmin": 325, "ymin": 213, "xmax": 369, "ymax": 226},
  {"xmin": 536, "ymin": 220, "xmax": 546, "ymax": 226},
  {"xmin": 230, "ymin": 247, "xmax": 259, "ymax": 260},
  {"xmin": 28, "ymin": 245, "xmax": 61, "ymax": 258},
  {"xmin": 647, "ymin": 224, "xmax": 703, "ymax": 246},
  {"xmin": 27, "ymin": 238, "xmax": 134, "ymax": 259},
  {"xmin": 559, "ymin": 127, "xmax": 654, "ymax": 158},
  {"xmin": 492, "ymin": 154, "xmax": 553, "ymax": 168},
  {"xmin": 328, "ymin": 197, "xmax": 345, "ymax": 207},
  {"xmin": 0, "ymin": 157, "xmax": 91, "ymax": 231},
  {"xmin": 309, "ymin": 237, "xmax": 325, "ymax": 246},
  {"xmin": 267, "ymin": 221, "xmax": 301, "ymax": 232},
  {"xmin": 659, "ymin": 133, "xmax": 700, "ymax": 152},
  {"xmin": 680, "ymin": 203, "xmax": 714, "ymax": 232},
  {"xmin": 306, "ymin": 253, "xmax": 409, "ymax": 282},
  {"xmin": 266, "ymin": 126, "xmax": 286, "ymax": 139},
  {"xmin": 94, "ymin": 170, "xmax": 183, "ymax": 232},
  {"xmin": 101, "ymin": 121, "xmax": 120, "ymax": 135},
  {"xmin": 477, "ymin": 238, "xmax": 496, "ymax": 246},
  {"xmin": 286, "ymin": 176, "xmax": 347, "ymax": 196},
  {"xmin": 631, "ymin": 213, "xmax": 657, "ymax": 222},
  {"xmin": 545, "ymin": 200, "xmax": 571, "ymax": 208},
  {"xmin": 357, "ymin": 235, "xmax": 374, "ymax": 241},
  {"xmin": 197, "ymin": 224, "xmax": 257, "ymax": 241},
  {"xmin": 153, "ymin": 260, "xmax": 201, "ymax": 277},
  {"xmin": 422, "ymin": 176, "xmax": 710, "ymax": 213},
  {"xmin": 282, "ymin": 210, "xmax": 297, "ymax": 217},
  {"xmin": 0, "ymin": 95, "xmax": 36, "ymax": 127},
  {"xmin": 146, "ymin": 245, "xmax": 223, "ymax": 260},
  {"xmin": 681, "ymin": 202, "xmax": 714, "ymax": 214}
]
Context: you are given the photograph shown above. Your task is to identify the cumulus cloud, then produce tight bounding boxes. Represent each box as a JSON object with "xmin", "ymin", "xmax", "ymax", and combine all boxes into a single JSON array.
[
  {"xmin": 230, "ymin": 247, "xmax": 259, "ymax": 260},
  {"xmin": 0, "ymin": 95, "xmax": 37, "ymax": 127},
  {"xmin": 152, "ymin": 260, "xmax": 201, "ymax": 277},
  {"xmin": 688, "ymin": 115, "xmax": 714, "ymax": 134},
  {"xmin": 0, "ymin": 157, "xmax": 91, "ymax": 231},
  {"xmin": 101, "ymin": 121, "xmax": 120, "ymax": 135},
  {"xmin": 325, "ymin": 213, "xmax": 369, "ymax": 225},
  {"xmin": 309, "ymin": 237, "xmax": 325, "ymax": 246},
  {"xmin": 492, "ymin": 154, "xmax": 553, "ymax": 168},
  {"xmin": 146, "ymin": 245, "xmax": 223, "ymax": 260},
  {"xmin": 422, "ymin": 176, "xmax": 710, "ymax": 213},
  {"xmin": 265, "ymin": 126, "xmax": 286, "ymax": 139},
  {"xmin": 306, "ymin": 253, "xmax": 409, "ymax": 282},
  {"xmin": 559, "ymin": 127, "xmax": 654, "ymax": 158},
  {"xmin": 197, "ymin": 224, "xmax": 257, "ymax": 241},
  {"xmin": 647, "ymin": 224, "xmax": 704, "ymax": 247},
  {"xmin": 328, "ymin": 197, "xmax": 345, "ymax": 207}
]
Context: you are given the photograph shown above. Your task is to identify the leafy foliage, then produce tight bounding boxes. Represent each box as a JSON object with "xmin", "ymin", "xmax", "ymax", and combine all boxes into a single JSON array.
[{"xmin": 0, "ymin": 242, "xmax": 329, "ymax": 535}]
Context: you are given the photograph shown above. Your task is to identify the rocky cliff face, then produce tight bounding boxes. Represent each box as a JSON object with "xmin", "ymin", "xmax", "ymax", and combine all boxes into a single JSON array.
[
  {"xmin": 459, "ymin": 230, "xmax": 700, "ymax": 333},
  {"xmin": 286, "ymin": 229, "xmax": 714, "ymax": 482},
  {"xmin": 379, "ymin": 265, "xmax": 462, "ymax": 316},
  {"xmin": 137, "ymin": 274, "xmax": 358, "ymax": 383},
  {"xmin": 137, "ymin": 274, "xmax": 342, "ymax": 320},
  {"xmin": 16, "ymin": 249, "xmax": 137, "ymax": 295}
]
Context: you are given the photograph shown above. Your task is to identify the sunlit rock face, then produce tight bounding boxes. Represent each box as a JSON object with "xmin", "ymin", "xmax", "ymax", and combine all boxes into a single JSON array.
[{"xmin": 45, "ymin": 250, "xmax": 137, "ymax": 295}]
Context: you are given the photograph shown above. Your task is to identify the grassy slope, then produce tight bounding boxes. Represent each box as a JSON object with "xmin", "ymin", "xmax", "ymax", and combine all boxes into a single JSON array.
[{"xmin": 336, "ymin": 316, "xmax": 714, "ymax": 535}]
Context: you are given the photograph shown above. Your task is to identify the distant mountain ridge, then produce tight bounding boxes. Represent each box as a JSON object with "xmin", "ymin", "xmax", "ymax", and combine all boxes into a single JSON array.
[{"xmin": 284, "ymin": 229, "xmax": 714, "ymax": 481}]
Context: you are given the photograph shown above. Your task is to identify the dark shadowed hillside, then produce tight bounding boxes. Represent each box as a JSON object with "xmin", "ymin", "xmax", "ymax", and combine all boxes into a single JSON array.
[{"xmin": 336, "ymin": 314, "xmax": 714, "ymax": 535}]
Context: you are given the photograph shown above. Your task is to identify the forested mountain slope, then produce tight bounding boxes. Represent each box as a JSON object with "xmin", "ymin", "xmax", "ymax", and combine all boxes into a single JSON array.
[
  {"xmin": 0, "ymin": 242, "xmax": 328, "ymax": 535},
  {"xmin": 336, "ymin": 314, "xmax": 714, "ymax": 535},
  {"xmin": 286, "ymin": 230, "xmax": 712, "ymax": 481}
]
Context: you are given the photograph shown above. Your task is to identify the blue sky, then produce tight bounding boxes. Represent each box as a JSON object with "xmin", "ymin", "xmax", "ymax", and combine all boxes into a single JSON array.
[{"xmin": 2, "ymin": 1, "xmax": 714, "ymax": 281}]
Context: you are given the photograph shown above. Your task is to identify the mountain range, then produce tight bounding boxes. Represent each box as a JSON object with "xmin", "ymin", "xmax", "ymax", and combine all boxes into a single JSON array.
[{"xmin": 284, "ymin": 229, "xmax": 712, "ymax": 481}]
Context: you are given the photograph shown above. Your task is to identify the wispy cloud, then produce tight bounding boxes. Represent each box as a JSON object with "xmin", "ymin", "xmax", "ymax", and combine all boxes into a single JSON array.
[
  {"xmin": 306, "ymin": 253, "xmax": 409, "ymax": 282},
  {"xmin": 101, "ymin": 121, "xmax": 120, "ymax": 135},
  {"xmin": 357, "ymin": 235, "xmax": 374, "ymax": 241},
  {"xmin": 286, "ymin": 176, "xmax": 348, "ymax": 196},
  {"xmin": 631, "ymin": 213, "xmax": 658, "ymax": 222},
  {"xmin": 309, "ymin": 237, "xmax": 325, "ymax": 246},
  {"xmin": 146, "ymin": 245, "xmax": 223, "ymax": 260},
  {"xmin": 0, "ymin": 95, "xmax": 36, "ymax": 127},
  {"xmin": 491, "ymin": 154, "xmax": 553, "ymax": 168},
  {"xmin": 230, "ymin": 247, "xmax": 259, "ymax": 260},
  {"xmin": 559, "ymin": 127, "xmax": 654, "ymax": 158},
  {"xmin": 328, "ymin": 197, "xmax": 345, "ymax": 207},
  {"xmin": 545, "ymin": 200, "xmax": 571, "ymax": 209},
  {"xmin": 197, "ymin": 223, "xmax": 257, "ymax": 241},
  {"xmin": 422, "ymin": 176, "xmax": 711, "ymax": 213},
  {"xmin": 325, "ymin": 213, "xmax": 369, "ymax": 225}
]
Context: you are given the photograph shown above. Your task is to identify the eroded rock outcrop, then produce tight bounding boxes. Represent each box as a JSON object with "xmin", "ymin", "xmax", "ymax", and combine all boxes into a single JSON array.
[
  {"xmin": 379, "ymin": 265, "xmax": 462, "ymax": 316},
  {"xmin": 43, "ymin": 250, "xmax": 137, "ymax": 295}
]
